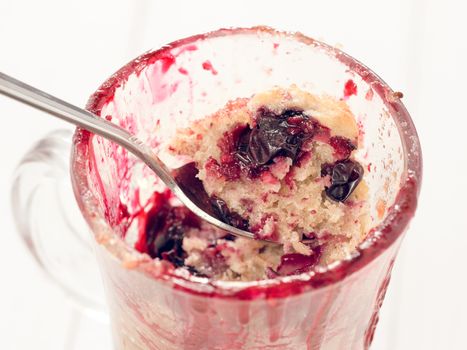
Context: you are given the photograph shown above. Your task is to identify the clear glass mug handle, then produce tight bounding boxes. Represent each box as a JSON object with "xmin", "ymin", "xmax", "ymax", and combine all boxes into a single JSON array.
[{"xmin": 11, "ymin": 129, "xmax": 107, "ymax": 321}]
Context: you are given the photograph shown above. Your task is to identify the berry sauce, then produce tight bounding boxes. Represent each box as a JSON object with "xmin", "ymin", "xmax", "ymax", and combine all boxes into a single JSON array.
[
  {"xmin": 275, "ymin": 249, "xmax": 322, "ymax": 276},
  {"xmin": 134, "ymin": 183, "xmax": 239, "ymax": 273},
  {"xmin": 137, "ymin": 192, "xmax": 200, "ymax": 267},
  {"xmin": 329, "ymin": 136, "xmax": 356, "ymax": 160}
]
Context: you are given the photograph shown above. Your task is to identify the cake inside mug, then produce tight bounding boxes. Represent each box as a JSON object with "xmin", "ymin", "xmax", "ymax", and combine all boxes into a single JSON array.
[{"xmin": 135, "ymin": 85, "xmax": 370, "ymax": 281}]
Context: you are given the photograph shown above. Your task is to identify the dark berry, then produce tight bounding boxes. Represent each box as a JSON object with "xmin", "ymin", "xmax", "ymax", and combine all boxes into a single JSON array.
[
  {"xmin": 276, "ymin": 252, "xmax": 321, "ymax": 276},
  {"xmin": 222, "ymin": 234, "xmax": 236, "ymax": 241},
  {"xmin": 145, "ymin": 204, "xmax": 199, "ymax": 267},
  {"xmin": 237, "ymin": 108, "xmax": 312, "ymax": 167},
  {"xmin": 139, "ymin": 179, "xmax": 202, "ymax": 267},
  {"xmin": 210, "ymin": 196, "xmax": 250, "ymax": 231},
  {"xmin": 321, "ymin": 159, "xmax": 364, "ymax": 202}
]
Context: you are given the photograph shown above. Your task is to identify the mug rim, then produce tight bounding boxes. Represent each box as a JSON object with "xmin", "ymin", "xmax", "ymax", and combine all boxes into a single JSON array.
[{"xmin": 71, "ymin": 26, "xmax": 422, "ymax": 299}]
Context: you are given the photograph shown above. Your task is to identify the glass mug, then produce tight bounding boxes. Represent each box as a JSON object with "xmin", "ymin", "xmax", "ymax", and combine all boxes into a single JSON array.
[{"xmin": 12, "ymin": 27, "xmax": 422, "ymax": 349}]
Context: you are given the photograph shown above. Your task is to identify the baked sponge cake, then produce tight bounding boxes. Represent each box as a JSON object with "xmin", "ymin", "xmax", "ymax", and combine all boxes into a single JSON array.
[{"xmin": 161, "ymin": 85, "xmax": 370, "ymax": 281}]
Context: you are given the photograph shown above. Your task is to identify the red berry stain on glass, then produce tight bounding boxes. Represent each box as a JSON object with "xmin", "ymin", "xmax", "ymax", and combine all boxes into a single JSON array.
[
  {"xmin": 343, "ymin": 79, "xmax": 358, "ymax": 98},
  {"xmin": 178, "ymin": 67, "xmax": 189, "ymax": 75},
  {"xmin": 202, "ymin": 60, "xmax": 218, "ymax": 75},
  {"xmin": 159, "ymin": 53, "xmax": 176, "ymax": 73},
  {"xmin": 175, "ymin": 44, "xmax": 198, "ymax": 55}
]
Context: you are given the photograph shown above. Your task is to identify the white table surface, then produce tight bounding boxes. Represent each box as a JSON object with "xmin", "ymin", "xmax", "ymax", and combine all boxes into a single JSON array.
[{"xmin": 1, "ymin": 0, "xmax": 466, "ymax": 348}]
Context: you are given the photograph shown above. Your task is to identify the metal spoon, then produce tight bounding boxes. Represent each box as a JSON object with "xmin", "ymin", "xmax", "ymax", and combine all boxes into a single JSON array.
[{"xmin": 0, "ymin": 72, "xmax": 262, "ymax": 241}]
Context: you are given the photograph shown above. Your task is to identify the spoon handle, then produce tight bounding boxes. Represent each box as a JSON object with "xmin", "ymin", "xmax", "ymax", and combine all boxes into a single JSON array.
[
  {"xmin": 0, "ymin": 72, "xmax": 259, "ymax": 241},
  {"xmin": 0, "ymin": 71, "xmax": 177, "ymax": 188}
]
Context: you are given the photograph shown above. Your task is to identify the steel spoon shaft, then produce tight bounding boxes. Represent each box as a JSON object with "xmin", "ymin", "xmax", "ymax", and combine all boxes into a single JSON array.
[{"xmin": 0, "ymin": 72, "xmax": 258, "ymax": 241}]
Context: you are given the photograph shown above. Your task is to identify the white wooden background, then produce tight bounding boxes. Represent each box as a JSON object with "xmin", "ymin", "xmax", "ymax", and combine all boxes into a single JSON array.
[{"xmin": 1, "ymin": 0, "xmax": 466, "ymax": 348}]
